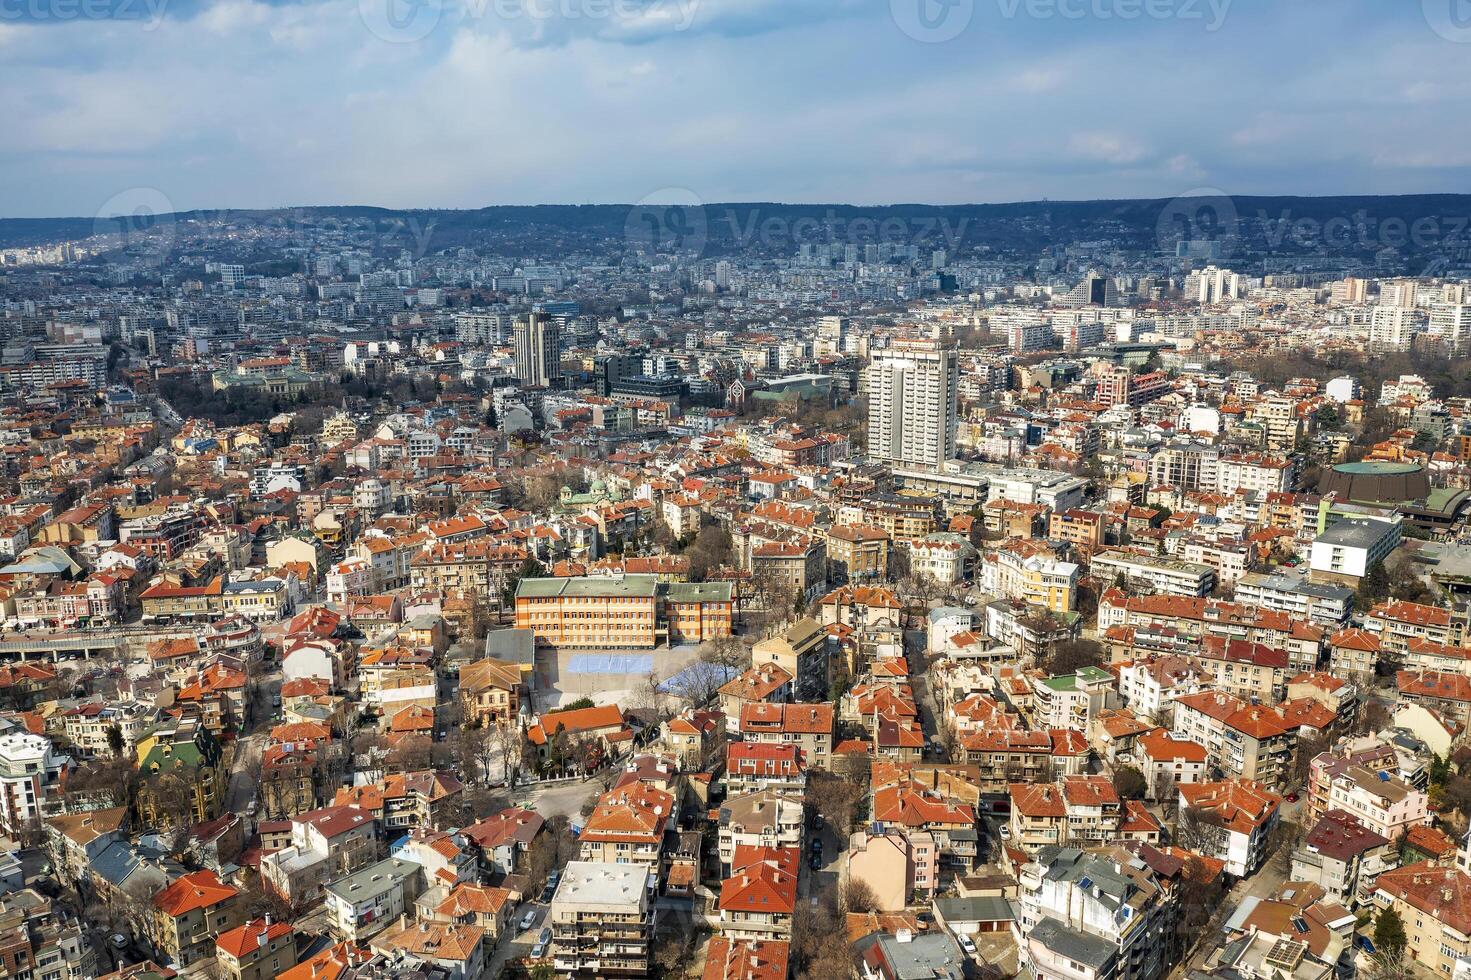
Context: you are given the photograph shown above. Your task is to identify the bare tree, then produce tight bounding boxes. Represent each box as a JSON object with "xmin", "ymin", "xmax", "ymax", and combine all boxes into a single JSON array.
[
  {"xmin": 1175, "ymin": 806, "xmax": 1227, "ymax": 855},
  {"xmin": 842, "ymin": 878, "xmax": 879, "ymax": 914}
]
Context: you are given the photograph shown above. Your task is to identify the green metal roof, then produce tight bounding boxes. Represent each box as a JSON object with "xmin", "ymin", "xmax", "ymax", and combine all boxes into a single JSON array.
[
  {"xmin": 516, "ymin": 575, "xmax": 659, "ymax": 599},
  {"xmin": 664, "ymin": 582, "xmax": 734, "ymax": 603}
]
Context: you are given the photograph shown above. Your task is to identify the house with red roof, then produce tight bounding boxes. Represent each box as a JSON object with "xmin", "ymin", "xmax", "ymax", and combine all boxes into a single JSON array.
[
  {"xmin": 718, "ymin": 846, "xmax": 799, "ymax": 941},
  {"xmin": 703, "ymin": 938, "xmax": 791, "ymax": 980},
  {"xmin": 149, "ymin": 869, "xmax": 242, "ymax": 967},
  {"xmin": 215, "ymin": 918, "xmax": 297, "ymax": 980},
  {"xmin": 1178, "ymin": 779, "xmax": 1282, "ymax": 876}
]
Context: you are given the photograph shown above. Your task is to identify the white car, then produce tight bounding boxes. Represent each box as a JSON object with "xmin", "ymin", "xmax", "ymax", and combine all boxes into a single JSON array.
[
  {"xmin": 998, "ymin": 824, "xmax": 1012, "ymax": 841},
  {"xmin": 519, "ymin": 908, "xmax": 538, "ymax": 931},
  {"xmin": 957, "ymin": 934, "xmax": 978, "ymax": 957}
]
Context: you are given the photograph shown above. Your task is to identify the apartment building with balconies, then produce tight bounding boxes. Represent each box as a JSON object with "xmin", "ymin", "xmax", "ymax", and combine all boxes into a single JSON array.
[{"xmin": 549, "ymin": 862, "xmax": 654, "ymax": 978}]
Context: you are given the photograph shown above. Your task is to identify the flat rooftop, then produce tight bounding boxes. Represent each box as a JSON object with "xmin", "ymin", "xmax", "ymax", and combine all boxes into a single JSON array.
[{"xmin": 551, "ymin": 861, "xmax": 649, "ymax": 911}]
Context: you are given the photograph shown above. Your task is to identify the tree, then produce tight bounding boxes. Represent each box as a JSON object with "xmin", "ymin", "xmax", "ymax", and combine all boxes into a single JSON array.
[
  {"xmin": 685, "ymin": 524, "xmax": 734, "ymax": 581},
  {"xmin": 1175, "ymin": 806, "xmax": 1226, "ymax": 855},
  {"xmin": 1387, "ymin": 553, "xmax": 1435, "ymax": 605},
  {"xmin": 1152, "ymin": 770, "xmax": 1179, "ymax": 812},
  {"xmin": 1356, "ymin": 561, "xmax": 1391, "ymax": 612},
  {"xmin": 1045, "ymin": 639, "xmax": 1105, "ymax": 676},
  {"xmin": 1355, "ymin": 700, "xmax": 1392, "ymax": 736},
  {"xmin": 106, "ymin": 723, "xmax": 125, "ymax": 757},
  {"xmin": 1112, "ymin": 765, "xmax": 1148, "ymax": 801},
  {"xmin": 1440, "ymin": 774, "xmax": 1471, "ymax": 819},
  {"xmin": 562, "ymin": 696, "xmax": 596, "ymax": 712},
  {"xmin": 1373, "ymin": 906, "xmax": 1408, "ymax": 958},
  {"xmin": 1293, "ymin": 734, "xmax": 1327, "ymax": 788},
  {"xmin": 806, "ymin": 770, "xmax": 866, "ymax": 838},
  {"xmin": 842, "ymin": 878, "xmax": 879, "ymax": 914}
]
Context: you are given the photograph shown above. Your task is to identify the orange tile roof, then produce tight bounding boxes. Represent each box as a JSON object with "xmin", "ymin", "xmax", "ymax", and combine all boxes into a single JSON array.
[
  {"xmin": 153, "ymin": 869, "xmax": 237, "ymax": 917},
  {"xmin": 216, "ymin": 919, "xmax": 294, "ymax": 959}
]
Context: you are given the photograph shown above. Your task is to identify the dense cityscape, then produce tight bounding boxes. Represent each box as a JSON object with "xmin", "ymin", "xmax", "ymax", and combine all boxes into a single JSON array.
[{"xmin": 1, "ymin": 192, "xmax": 1471, "ymax": 980}]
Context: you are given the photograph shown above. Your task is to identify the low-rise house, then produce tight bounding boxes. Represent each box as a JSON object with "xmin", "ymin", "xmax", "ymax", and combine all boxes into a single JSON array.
[
  {"xmin": 718, "ymin": 665, "xmax": 793, "ymax": 733},
  {"xmin": 1177, "ymin": 779, "xmax": 1281, "ymax": 877},
  {"xmin": 333, "ymin": 770, "xmax": 462, "ymax": 834},
  {"xmin": 149, "ymin": 869, "xmax": 242, "ymax": 968},
  {"xmin": 324, "ymin": 857, "xmax": 425, "ymax": 943},
  {"xmin": 1290, "ymin": 810, "xmax": 1397, "ymax": 908},
  {"xmin": 1008, "ymin": 776, "xmax": 1122, "ymax": 853},
  {"xmin": 1369, "ymin": 862, "xmax": 1471, "ymax": 978},
  {"xmin": 1135, "ymin": 727, "xmax": 1209, "ymax": 800},
  {"xmin": 261, "ymin": 806, "xmax": 379, "ymax": 908},
  {"xmin": 725, "ymin": 743, "xmax": 808, "ymax": 797},
  {"xmin": 578, "ymin": 781, "xmax": 675, "ymax": 876},
  {"xmin": 718, "ymin": 790, "xmax": 803, "ymax": 876},
  {"xmin": 846, "ymin": 826, "xmax": 938, "ymax": 911},
  {"xmin": 702, "ymin": 938, "xmax": 791, "ymax": 980},
  {"xmin": 368, "ymin": 919, "xmax": 486, "ymax": 980},
  {"xmin": 737, "ymin": 702, "xmax": 834, "ymax": 771},
  {"xmin": 460, "ymin": 807, "xmax": 543, "ymax": 877},
  {"xmin": 456, "ymin": 658, "xmax": 524, "ymax": 729},
  {"xmin": 873, "ymin": 780, "xmax": 979, "ymax": 870},
  {"xmin": 718, "ymin": 846, "xmax": 799, "ymax": 941},
  {"xmin": 215, "ymin": 918, "xmax": 297, "ymax": 980},
  {"xmin": 422, "ymin": 882, "xmax": 515, "ymax": 940}
]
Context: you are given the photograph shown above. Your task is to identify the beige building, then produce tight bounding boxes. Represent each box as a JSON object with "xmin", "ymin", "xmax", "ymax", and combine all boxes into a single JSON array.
[
  {"xmin": 215, "ymin": 919, "xmax": 297, "ymax": 980},
  {"xmin": 1371, "ymin": 862, "xmax": 1471, "ymax": 977},
  {"xmin": 549, "ymin": 862, "xmax": 653, "ymax": 977}
]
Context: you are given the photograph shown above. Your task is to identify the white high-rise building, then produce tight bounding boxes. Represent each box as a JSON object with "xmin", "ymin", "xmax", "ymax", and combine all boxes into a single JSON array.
[
  {"xmin": 1187, "ymin": 265, "xmax": 1245, "ymax": 305},
  {"xmin": 1379, "ymin": 279, "xmax": 1419, "ymax": 308},
  {"xmin": 1429, "ymin": 304, "xmax": 1471, "ymax": 355},
  {"xmin": 867, "ymin": 338, "xmax": 958, "ymax": 470},
  {"xmin": 513, "ymin": 312, "xmax": 561, "ymax": 387},
  {"xmin": 1369, "ymin": 306, "xmax": 1419, "ymax": 353}
]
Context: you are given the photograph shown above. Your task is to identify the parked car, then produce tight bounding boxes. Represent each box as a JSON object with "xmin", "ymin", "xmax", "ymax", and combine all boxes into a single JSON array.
[
  {"xmin": 999, "ymin": 824, "xmax": 1012, "ymax": 841},
  {"xmin": 957, "ymin": 933, "xmax": 978, "ymax": 957},
  {"xmin": 810, "ymin": 852, "xmax": 822, "ymax": 870},
  {"xmin": 519, "ymin": 908, "xmax": 539, "ymax": 931},
  {"xmin": 532, "ymin": 927, "xmax": 551, "ymax": 958},
  {"xmin": 810, "ymin": 838, "xmax": 822, "ymax": 854}
]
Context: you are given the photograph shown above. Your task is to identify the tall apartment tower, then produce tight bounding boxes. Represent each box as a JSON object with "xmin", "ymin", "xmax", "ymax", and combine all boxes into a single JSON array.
[
  {"xmin": 513, "ymin": 312, "xmax": 561, "ymax": 387},
  {"xmin": 867, "ymin": 338, "xmax": 958, "ymax": 470}
]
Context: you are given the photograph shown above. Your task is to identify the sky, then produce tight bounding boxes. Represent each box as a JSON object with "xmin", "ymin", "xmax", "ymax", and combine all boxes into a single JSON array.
[{"xmin": 4, "ymin": 0, "xmax": 1471, "ymax": 218}]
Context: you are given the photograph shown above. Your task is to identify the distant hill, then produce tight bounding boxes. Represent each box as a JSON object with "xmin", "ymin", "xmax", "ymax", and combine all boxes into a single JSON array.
[{"xmin": 4, "ymin": 195, "xmax": 1470, "ymax": 255}]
